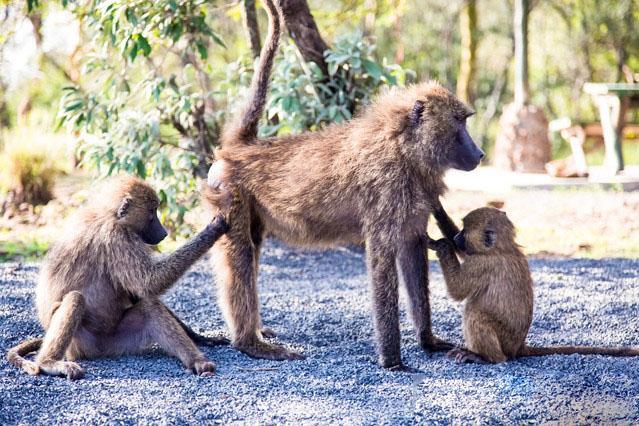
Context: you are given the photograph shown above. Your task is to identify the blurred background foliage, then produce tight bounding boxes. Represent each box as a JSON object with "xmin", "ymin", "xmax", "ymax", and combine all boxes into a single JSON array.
[{"xmin": 0, "ymin": 0, "xmax": 638, "ymax": 251}]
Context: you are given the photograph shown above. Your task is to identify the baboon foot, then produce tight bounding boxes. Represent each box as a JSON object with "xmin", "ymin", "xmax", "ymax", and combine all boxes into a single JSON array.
[
  {"xmin": 191, "ymin": 359, "xmax": 216, "ymax": 377},
  {"xmin": 387, "ymin": 363, "xmax": 421, "ymax": 374},
  {"xmin": 260, "ymin": 327, "xmax": 277, "ymax": 339},
  {"xmin": 192, "ymin": 332, "xmax": 231, "ymax": 347},
  {"xmin": 21, "ymin": 360, "xmax": 40, "ymax": 376},
  {"xmin": 236, "ymin": 339, "xmax": 304, "ymax": 361},
  {"xmin": 420, "ymin": 335, "xmax": 455, "ymax": 353},
  {"xmin": 39, "ymin": 360, "xmax": 85, "ymax": 380},
  {"xmin": 446, "ymin": 347, "xmax": 489, "ymax": 364}
]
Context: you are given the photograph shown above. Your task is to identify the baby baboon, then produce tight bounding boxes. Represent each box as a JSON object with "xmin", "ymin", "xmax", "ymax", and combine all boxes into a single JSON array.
[
  {"xmin": 429, "ymin": 207, "xmax": 639, "ymax": 364},
  {"xmin": 205, "ymin": 0, "xmax": 485, "ymax": 368},
  {"xmin": 7, "ymin": 176, "xmax": 230, "ymax": 379}
]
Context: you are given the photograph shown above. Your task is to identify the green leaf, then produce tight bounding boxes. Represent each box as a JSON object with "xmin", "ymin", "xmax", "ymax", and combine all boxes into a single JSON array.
[
  {"xmin": 137, "ymin": 36, "xmax": 152, "ymax": 57},
  {"xmin": 363, "ymin": 59, "xmax": 383, "ymax": 81},
  {"xmin": 195, "ymin": 40, "xmax": 208, "ymax": 60},
  {"xmin": 63, "ymin": 100, "xmax": 84, "ymax": 112}
]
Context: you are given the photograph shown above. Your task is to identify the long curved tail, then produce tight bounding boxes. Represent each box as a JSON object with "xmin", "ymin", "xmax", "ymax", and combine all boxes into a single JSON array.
[
  {"xmin": 6, "ymin": 337, "xmax": 42, "ymax": 369},
  {"xmin": 222, "ymin": 0, "xmax": 283, "ymax": 147},
  {"xmin": 521, "ymin": 344, "xmax": 639, "ymax": 357}
]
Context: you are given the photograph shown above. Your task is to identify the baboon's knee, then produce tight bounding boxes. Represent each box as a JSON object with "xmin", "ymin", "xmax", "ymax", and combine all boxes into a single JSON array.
[{"xmin": 65, "ymin": 291, "xmax": 85, "ymax": 311}]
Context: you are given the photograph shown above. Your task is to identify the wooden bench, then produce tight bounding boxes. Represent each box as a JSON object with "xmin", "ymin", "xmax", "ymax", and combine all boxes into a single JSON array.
[
  {"xmin": 547, "ymin": 120, "xmax": 639, "ymax": 178},
  {"xmin": 546, "ymin": 83, "xmax": 639, "ymax": 177}
]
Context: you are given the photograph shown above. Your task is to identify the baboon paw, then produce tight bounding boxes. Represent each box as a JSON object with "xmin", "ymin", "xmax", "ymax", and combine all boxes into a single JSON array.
[
  {"xmin": 39, "ymin": 360, "xmax": 85, "ymax": 380},
  {"xmin": 194, "ymin": 333, "xmax": 231, "ymax": 347},
  {"xmin": 386, "ymin": 363, "xmax": 421, "ymax": 373},
  {"xmin": 446, "ymin": 348, "xmax": 488, "ymax": 364},
  {"xmin": 22, "ymin": 360, "xmax": 40, "ymax": 376},
  {"xmin": 64, "ymin": 362, "xmax": 85, "ymax": 380},
  {"xmin": 237, "ymin": 341, "xmax": 304, "ymax": 361},
  {"xmin": 421, "ymin": 336, "xmax": 455, "ymax": 353},
  {"xmin": 192, "ymin": 359, "xmax": 216, "ymax": 376},
  {"xmin": 260, "ymin": 327, "xmax": 277, "ymax": 339}
]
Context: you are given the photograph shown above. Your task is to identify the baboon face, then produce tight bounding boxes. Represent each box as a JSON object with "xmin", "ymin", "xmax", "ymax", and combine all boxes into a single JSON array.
[
  {"xmin": 447, "ymin": 116, "xmax": 485, "ymax": 171},
  {"xmin": 408, "ymin": 85, "xmax": 484, "ymax": 172},
  {"xmin": 455, "ymin": 207, "xmax": 516, "ymax": 254},
  {"xmin": 115, "ymin": 181, "xmax": 168, "ymax": 245}
]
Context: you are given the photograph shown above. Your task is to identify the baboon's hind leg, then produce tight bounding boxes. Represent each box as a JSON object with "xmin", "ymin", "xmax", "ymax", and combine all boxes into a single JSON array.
[
  {"xmin": 212, "ymin": 220, "xmax": 302, "ymax": 360},
  {"xmin": 34, "ymin": 291, "xmax": 86, "ymax": 380},
  {"xmin": 100, "ymin": 299, "xmax": 217, "ymax": 376},
  {"xmin": 249, "ymin": 216, "xmax": 277, "ymax": 340},
  {"xmin": 165, "ymin": 306, "xmax": 230, "ymax": 347},
  {"xmin": 397, "ymin": 236, "xmax": 453, "ymax": 352},
  {"xmin": 455, "ymin": 312, "xmax": 507, "ymax": 364}
]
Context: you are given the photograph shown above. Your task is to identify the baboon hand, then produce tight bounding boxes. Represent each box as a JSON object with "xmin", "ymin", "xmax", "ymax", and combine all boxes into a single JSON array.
[
  {"xmin": 427, "ymin": 237, "xmax": 452, "ymax": 254},
  {"xmin": 206, "ymin": 214, "xmax": 230, "ymax": 236}
]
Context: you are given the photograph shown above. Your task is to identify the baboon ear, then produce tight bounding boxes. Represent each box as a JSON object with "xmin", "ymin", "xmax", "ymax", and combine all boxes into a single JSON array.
[
  {"xmin": 409, "ymin": 100, "xmax": 425, "ymax": 127},
  {"xmin": 116, "ymin": 196, "xmax": 132, "ymax": 219},
  {"xmin": 484, "ymin": 229, "xmax": 496, "ymax": 248}
]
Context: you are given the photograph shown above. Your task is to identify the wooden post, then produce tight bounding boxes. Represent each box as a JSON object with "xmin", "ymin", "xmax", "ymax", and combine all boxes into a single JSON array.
[{"xmin": 595, "ymin": 95, "xmax": 626, "ymax": 173}]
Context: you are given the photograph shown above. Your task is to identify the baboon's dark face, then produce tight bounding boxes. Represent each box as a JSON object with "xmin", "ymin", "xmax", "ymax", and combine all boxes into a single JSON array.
[
  {"xmin": 407, "ymin": 90, "xmax": 484, "ymax": 172},
  {"xmin": 459, "ymin": 207, "xmax": 516, "ymax": 254},
  {"xmin": 116, "ymin": 191, "xmax": 168, "ymax": 245},
  {"xmin": 138, "ymin": 209, "xmax": 168, "ymax": 245},
  {"xmin": 448, "ymin": 118, "xmax": 485, "ymax": 171}
]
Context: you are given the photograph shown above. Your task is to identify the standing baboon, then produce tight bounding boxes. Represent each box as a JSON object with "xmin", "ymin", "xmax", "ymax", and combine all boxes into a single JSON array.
[
  {"xmin": 205, "ymin": 0, "xmax": 485, "ymax": 368},
  {"xmin": 7, "ymin": 176, "xmax": 230, "ymax": 379},
  {"xmin": 429, "ymin": 207, "xmax": 639, "ymax": 364}
]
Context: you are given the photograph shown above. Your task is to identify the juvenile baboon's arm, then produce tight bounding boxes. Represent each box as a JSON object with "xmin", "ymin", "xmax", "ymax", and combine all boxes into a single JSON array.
[
  {"xmin": 119, "ymin": 216, "xmax": 229, "ymax": 298},
  {"xmin": 432, "ymin": 198, "xmax": 460, "ymax": 243},
  {"xmin": 428, "ymin": 238, "xmax": 473, "ymax": 301}
]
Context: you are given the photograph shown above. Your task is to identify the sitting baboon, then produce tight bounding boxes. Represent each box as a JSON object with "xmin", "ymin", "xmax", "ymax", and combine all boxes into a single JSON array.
[
  {"xmin": 205, "ymin": 0, "xmax": 485, "ymax": 368},
  {"xmin": 7, "ymin": 176, "xmax": 230, "ymax": 380},
  {"xmin": 428, "ymin": 207, "xmax": 639, "ymax": 364}
]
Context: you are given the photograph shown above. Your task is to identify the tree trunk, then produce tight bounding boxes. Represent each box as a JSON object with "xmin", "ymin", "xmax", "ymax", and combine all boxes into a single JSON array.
[
  {"xmin": 456, "ymin": 0, "xmax": 477, "ymax": 104},
  {"xmin": 279, "ymin": 0, "xmax": 329, "ymax": 76},
  {"xmin": 242, "ymin": 0, "xmax": 261, "ymax": 58},
  {"xmin": 513, "ymin": 0, "xmax": 529, "ymax": 106},
  {"xmin": 494, "ymin": 0, "xmax": 551, "ymax": 173}
]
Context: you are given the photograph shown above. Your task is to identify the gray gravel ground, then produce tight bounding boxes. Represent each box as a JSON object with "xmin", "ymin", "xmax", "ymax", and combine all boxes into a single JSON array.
[{"xmin": 1, "ymin": 239, "xmax": 638, "ymax": 424}]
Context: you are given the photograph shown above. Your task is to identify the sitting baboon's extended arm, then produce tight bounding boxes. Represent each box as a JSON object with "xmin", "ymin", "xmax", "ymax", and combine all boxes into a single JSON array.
[{"xmin": 117, "ymin": 216, "xmax": 229, "ymax": 298}]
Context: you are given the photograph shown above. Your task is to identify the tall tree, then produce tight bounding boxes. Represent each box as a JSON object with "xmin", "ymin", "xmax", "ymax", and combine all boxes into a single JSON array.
[
  {"xmin": 513, "ymin": 0, "xmax": 528, "ymax": 106},
  {"xmin": 493, "ymin": 0, "xmax": 551, "ymax": 173},
  {"xmin": 456, "ymin": 0, "xmax": 476, "ymax": 104},
  {"xmin": 280, "ymin": 0, "xmax": 330, "ymax": 76},
  {"xmin": 242, "ymin": 0, "xmax": 261, "ymax": 58}
]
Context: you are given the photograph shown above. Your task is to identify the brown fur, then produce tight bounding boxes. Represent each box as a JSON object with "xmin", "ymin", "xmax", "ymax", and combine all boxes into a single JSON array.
[
  {"xmin": 203, "ymin": 0, "xmax": 484, "ymax": 368},
  {"xmin": 429, "ymin": 207, "xmax": 639, "ymax": 364},
  {"xmin": 6, "ymin": 176, "xmax": 230, "ymax": 379},
  {"xmin": 206, "ymin": 27, "xmax": 479, "ymax": 366}
]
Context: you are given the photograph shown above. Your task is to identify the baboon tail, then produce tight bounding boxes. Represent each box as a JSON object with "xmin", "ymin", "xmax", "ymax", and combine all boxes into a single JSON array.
[
  {"xmin": 521, "ymin": 344, "xmax": 639, "ymax": 357},
  {"xmin": 222, "ymin": 0, "xmax": 283, "ymax": 147},
  {"xmin": 6, "ymin": 338, "xmax": 42, "ymax": 368}
]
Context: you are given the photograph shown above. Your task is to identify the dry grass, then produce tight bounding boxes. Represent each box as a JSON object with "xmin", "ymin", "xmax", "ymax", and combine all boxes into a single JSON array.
[{"xmin": 0, "ymin": 127, "xmax": 74, "ymax": 207}]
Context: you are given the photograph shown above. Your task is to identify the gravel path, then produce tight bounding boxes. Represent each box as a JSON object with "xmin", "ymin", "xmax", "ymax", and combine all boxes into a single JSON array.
[{"xmin": 1, "ymin": 239, "xmax": 638, "ymax": 424}]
